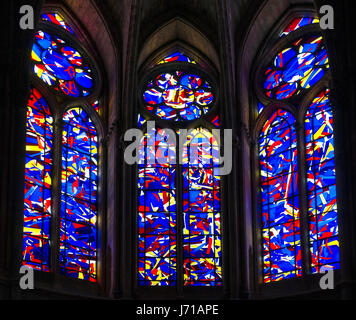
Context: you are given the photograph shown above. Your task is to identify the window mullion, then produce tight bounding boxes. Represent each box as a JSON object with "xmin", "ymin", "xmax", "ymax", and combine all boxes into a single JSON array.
[
  {"xmin": 50, "ymin": 114, "xmax": 64, "ymax": 276},
  {"xmin": 296, "ymin": 120, "xmax": 311, "ymax": 276}
]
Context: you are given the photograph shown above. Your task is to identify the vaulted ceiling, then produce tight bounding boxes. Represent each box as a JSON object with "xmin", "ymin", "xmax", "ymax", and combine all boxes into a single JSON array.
[
  {"xmin": 100, "ymin": 0, "xmax": 261, "ymax": 68},
  {"xmin": 97, "ymin": 0, "xmax": 315, "ymax": 67}
]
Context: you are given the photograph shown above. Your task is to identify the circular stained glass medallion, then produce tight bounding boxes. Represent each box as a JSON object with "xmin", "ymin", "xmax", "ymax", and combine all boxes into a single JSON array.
[
  {"xmin": 263, "ymin": 35, "xmax": 329, "ymax": 100},
  {"xmin": 31, "ymin": 30, "xmax": 96, "ymax": 97},
  {"xmin": 142, "ymin": 69, "xmax": 215, "ymax": 122}
]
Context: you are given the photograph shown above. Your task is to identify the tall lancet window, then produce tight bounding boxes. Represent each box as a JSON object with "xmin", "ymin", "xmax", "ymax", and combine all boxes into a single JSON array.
[
  {"xmin": 259, "ymin": 110, "xmax": 301, "ymax": 281},
  {"xmin": 23, "ymin": 87, "xmax": 53, "ymax": 271},
  {"xmin": 23, "ymin": 9, "xmax": 103, "ymax": 282},
  {"xmin": 137, "ymin": 50, "xmax": 222, "ymax": 286},
  {"xmin": 255, "ymin": 12, "xmax": 339, "ymax": 284},
  {"xmin": 305, "ymin": 89, "xmax": 339, "ymax": 273}
]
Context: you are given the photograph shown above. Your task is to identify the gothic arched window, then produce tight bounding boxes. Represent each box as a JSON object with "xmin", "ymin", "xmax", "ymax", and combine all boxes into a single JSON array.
[
  {"xmin": 137, "ymin": 50, "xmax": 222, "ymax": 287},
  {"xmin": 23, "ymin": 9, "xmax": 102, "ymax": 282},
  {"xmin": 254, "ymin": 12, "xmax": 339, "ymax": 284}
]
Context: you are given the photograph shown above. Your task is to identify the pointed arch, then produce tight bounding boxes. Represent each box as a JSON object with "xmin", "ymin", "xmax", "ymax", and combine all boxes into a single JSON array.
[
  {"xmin": 138, "ymin": 126, "xmax": 177, "ymax": 286},
  {"xmin": 304, "ymin": 89, "xmax": 339, "ymax": 273},
  {"xmin": 156, "ymin": 50, "xmax": 197, "ymax": 65},
  {"xmin": 259, "ymin": 109, "xmax": 300, "ymax": 283},
  {"xmin": 136, "ymin": 41, "xmax": 222, "ymax": 289},
  {"xmin": 138, "ymin": 18, "xmax": 220, "ymax": 72}
]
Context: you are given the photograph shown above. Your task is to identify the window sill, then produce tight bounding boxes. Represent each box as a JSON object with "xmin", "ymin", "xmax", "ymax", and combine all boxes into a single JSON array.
[{"xmin": 254, "ymin": 270, "xmax": 343, "ymax": 299}]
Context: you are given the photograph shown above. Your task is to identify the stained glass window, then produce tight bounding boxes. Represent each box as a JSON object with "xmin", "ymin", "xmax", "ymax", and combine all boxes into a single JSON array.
[
  {"xmin": 23, "ymin": 87, "xmax": 53, "ymax": 271},
  {"xmin": 305, "ymin": 89, "xmax": 339, "ymax": 272},
  {"xmin": 138, "ymin": 128, "xmax": 177, "ymax": 286},
  {"xmin": 138, "ymin": 51, "xmax": 221, "ymax": 287},
  {"xmin": 60, "ymin": 107, "xmax": 98, "ymax": 281},
  {"xmin": 259, "ymin": 110, "xmax": 301, "ymax": 283},
  {"xmin": 257, "ymin": 13, "xmax": 340, "ymax": 284},
  {"xmin": 263, "ymin": 35, "xmax": 329, "ymax": 100},
  {"xmin": 182, "ymin": 128, "xmax": 222, "ymax": 286},
  {"xmin": 143, "ymin": 71, "xmax": 214, "ymax": 122},
  {"xmin": 31, "ymin": 30, "xmax": 95, "ymax": 97}
]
